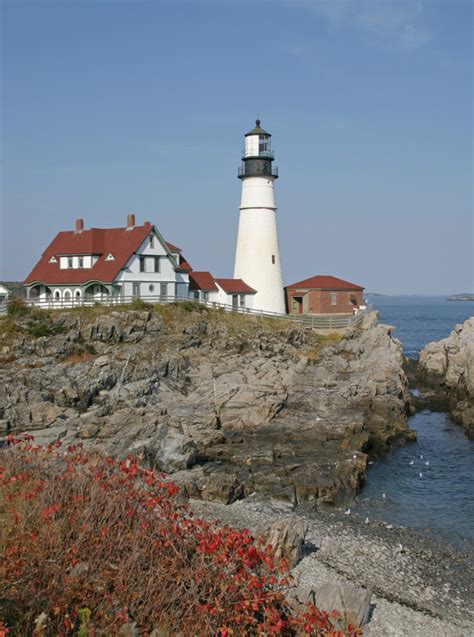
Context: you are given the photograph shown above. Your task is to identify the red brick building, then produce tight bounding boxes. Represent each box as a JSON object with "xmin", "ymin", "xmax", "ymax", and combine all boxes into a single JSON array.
[{"xmin": 285, "ymin": 275, "xmax": 365, "ymax": 316}]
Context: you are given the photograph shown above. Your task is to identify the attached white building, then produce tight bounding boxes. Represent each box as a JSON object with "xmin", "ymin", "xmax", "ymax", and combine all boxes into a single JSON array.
[
  {"xmin": 24, "ymin": 215, "xmax": 193, "ymax": 306},
  {"xmin": 189, "ymin": 271, "xmax": 256, "ymax": 310},
  {"xmin": 0, "ymin": 284, "xmax": 11, "ymax": 309}
]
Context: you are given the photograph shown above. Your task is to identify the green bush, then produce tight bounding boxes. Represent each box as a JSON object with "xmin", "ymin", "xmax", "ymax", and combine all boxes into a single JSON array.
[{"xmin": 6, "ymin": 296, "xmax": 30, "ymax": 317}]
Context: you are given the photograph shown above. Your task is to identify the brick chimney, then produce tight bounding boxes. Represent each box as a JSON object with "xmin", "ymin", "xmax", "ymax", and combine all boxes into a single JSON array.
[
  {"xmin": 127, "ymin": 213, "xmax": 136, "ymax": 229},
  {"xmin": 144, "ymin": 220, "xmax": 151, "ymax": 228},
  {"xmin": 75, "ymin": 218, "xmax": 84, "ymax": 233}
]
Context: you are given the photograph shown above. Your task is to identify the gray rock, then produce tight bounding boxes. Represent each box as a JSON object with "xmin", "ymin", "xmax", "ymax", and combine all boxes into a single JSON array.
[
  {"xmin": 312, "ymin": 582, "xmax": 373, "ymax": 628},
  {"xmin": 418, "ymin": 317, "xmax": 474, "ymax": 436},
  {"xmin": 259, "ymin": 515, "xmax": 308, "ymax": 568},
  {"xmin": 1, "ymin": 308, "xmax": 414, "ymax": 507}
]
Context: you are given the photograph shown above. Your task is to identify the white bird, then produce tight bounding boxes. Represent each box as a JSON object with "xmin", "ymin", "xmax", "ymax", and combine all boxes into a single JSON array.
[
  {"xmin": 344, "ymin": 508, "xmax": 351, "ymax": 515},
  {"xmin": 425, "ymin": 461, "xmax": 429, "ymax": 466},
  {"xmin": 420, "ymin": 454, "xmax": 424, "ymax": 460},
  {"xmin": 409, "ymin": 460, "xmax": 414, "ymax": 465},
  {"xmin": 382, "ymin": 493, "xmax": 386, "ymax": 499},
  {"xmin": 365, "ymin": 517, "xmax": 369, "ymax": 524},
  {"xmin": 419, "ymin": 472, "xmax": 423, "ymax": 478},
  {"xmin": 353, "ymin": 454, "xmax": 357, "ymax": 459}
]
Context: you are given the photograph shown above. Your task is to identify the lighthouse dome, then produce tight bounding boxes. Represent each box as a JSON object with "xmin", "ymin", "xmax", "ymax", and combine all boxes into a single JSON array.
[{"xmin": 245, "ymin": 119, "xmax": 271, "ymax": 137}]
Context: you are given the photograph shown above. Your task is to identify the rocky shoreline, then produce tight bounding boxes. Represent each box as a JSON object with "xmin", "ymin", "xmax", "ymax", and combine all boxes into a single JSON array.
[
  {"xmin": 2, "ymin": 304, "xmax": 473, "ymax": 634},
  {"xmin": 407, "ymin": 317, "xmax": 474, "ymax": 438},
  {"xmin": 191, "ymin": 498, "xmax": 474, "ymax": 636},
  {"xmin": 0, "ymin": 305, "xmax": 415, "ymax": 508}
]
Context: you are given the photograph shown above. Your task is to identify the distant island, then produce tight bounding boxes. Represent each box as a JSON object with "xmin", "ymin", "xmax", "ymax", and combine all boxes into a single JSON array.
[{"xmin": 448, "ymin": 294, "xmax": 474, "ymax": 301}]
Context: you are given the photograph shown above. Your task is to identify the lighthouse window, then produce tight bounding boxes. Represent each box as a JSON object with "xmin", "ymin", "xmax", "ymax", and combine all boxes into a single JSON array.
[
  {"xmin": 259, "ymin": 137, "xmax": 270, "ymax": 154},
  {"xmin": 271, "ymin": 255, "xmax": 276, "ymax": 264}
]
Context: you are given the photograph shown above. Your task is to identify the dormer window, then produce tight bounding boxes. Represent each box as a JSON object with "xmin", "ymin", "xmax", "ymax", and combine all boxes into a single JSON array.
[
  {"xmin": 105, "ymin": 253, "xmax": 115, "ymax": 261},
  {"xmin": 78, "ymin": 257, "xmax": 84, "ymax": 268},
  {"xmin": 67, "ymin": 257, "xmax": 73, "ymax": 268}
]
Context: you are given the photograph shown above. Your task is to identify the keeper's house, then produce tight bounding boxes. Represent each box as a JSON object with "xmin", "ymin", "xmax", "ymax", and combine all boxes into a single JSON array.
[
  {"xmin": 23, "ymin": 215, "xmax": 193, "ymax": 306},
  {"xmin": 285, "ymin": 275, "xmax": 365, "ymax": 316}
]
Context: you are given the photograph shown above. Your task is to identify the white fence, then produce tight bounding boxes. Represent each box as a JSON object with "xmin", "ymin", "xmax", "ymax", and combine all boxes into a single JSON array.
[{"xmin": 9, "ymin": 294, "xmax": 369, "ymax": 330}]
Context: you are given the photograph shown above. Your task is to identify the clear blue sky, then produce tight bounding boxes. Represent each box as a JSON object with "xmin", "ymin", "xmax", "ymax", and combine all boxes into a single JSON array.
[{"xmin": 1, "ymin": 0, "xmax": 473, "ymax": 294}]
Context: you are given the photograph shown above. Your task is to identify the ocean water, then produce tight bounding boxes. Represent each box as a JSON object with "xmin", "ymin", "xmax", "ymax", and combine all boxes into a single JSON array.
[
  {"xmin": 353, "ymin": 295, "xmax": 474, "ymax": 548},
  {"xmin": 367, "ymin": 294, "xmax": 474, "ymax": 359}
]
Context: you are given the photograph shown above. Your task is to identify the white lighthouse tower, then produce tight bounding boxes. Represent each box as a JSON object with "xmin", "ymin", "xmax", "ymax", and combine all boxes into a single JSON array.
[{"xmin": 233, "ymin": 120, "xmax": 286, "ymax": 314}]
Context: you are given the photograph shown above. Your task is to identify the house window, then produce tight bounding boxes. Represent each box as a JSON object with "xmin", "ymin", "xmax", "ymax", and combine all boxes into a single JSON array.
[
  {"xmin": 149, "ymin": 284, "xmax": 155, "ymax": 293},
  {"xmin": 149, "ymin": 235, "xmax": 154, "ymax": 248},
  {"xmin": 133, "ymin": 283, "xmax": 140, "ymax": 299},
  {"xmin": 154, "ymin": 257, "xmax": 160, "ymax": 273},
  {"xmin": 232, "ymin": 295, "xmax": 238, "ymax": 309},
  {"xmin": 240, "ymin": 295, "xmax": 245, "ymax": 307},
  {"xmin": 139, "ymin": 257, "xmax": 146, "ymax": 272},
  {"xmin": 55, "ymin": 291, "xmax": 60, "ymax": 299},
  {"xmin": 193, "ymin": 291, "xmax": 199, "ymax": 300},
  {"xmin": 330, "ymin": 293, "xmax": 337, "ymax": 306},
  {"xmin": 271, "ymin": 255, "xmax": 275, "ymax": 264},
  {"xmin": 78, "ymin": 257, "xmax": 84, "ymax": 268},
  {"xmin": 160, "ymin": 283, "xmax": 167, "ymax": 298},
  {"xmin": 68, "ymin": 257, "xmax": 73, "ymax": 269},
  {"xmin": 203, "ymin": 291, "xmax": 209, "ymax": 301}
]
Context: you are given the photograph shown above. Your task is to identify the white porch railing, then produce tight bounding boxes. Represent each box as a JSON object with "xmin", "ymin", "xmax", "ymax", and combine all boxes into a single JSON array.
[{"xmin": 20, "ymin": 294, "xmax": 370, "ymax": 330}]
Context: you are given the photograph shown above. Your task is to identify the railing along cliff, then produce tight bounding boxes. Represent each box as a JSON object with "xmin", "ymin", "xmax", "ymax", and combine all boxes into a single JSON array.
[{"xmin": 21, "ymin": 294, "xmax": 369, "ymax": 330}]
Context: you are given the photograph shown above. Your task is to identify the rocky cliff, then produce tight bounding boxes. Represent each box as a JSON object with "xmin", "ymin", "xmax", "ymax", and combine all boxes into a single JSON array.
[
  {"xmin": 0, "ymin": 304, "xmax": 414, "ymax": 507},
  {"xmin": 417, "ymin": 316, "xmax": 474, "ymax": 437}
]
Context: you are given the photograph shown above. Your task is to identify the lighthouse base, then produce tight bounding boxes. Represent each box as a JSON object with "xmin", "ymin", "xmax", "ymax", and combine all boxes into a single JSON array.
[{"xmin": 234, "ymin": 208, "xmax": 286, "ymax": 314}]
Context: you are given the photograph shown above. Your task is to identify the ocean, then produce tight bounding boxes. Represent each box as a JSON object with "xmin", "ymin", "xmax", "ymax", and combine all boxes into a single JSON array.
[{"xmin": 352, "ymin": 295, "xmax": 474, "ymax": 548}]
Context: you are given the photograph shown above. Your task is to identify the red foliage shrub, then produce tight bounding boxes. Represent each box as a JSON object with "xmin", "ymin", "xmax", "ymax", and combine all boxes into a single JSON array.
[{"xmin": 0, "ymin": 436, "xmax": 361, "ymax": 636}]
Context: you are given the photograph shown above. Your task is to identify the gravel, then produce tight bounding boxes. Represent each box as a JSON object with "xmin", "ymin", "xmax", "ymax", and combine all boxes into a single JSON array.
[{"xmin": 190, "ymin": 498, "xmax": 474, "ymax": 636}]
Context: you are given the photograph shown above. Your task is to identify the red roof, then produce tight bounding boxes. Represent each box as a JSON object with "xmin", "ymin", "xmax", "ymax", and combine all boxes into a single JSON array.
[
  {"xmin": 166, "ymin": 241, "xmax": 181, "ymax": 252},
  {"xmin": 178, "ymin": 256, "xmax": 193, "ymax": 272},
  {"xmin": 24, "ymin": 223, "xmax": 189, "ymax": 285},
  {"xmin": 189, "ymin": 271, "xmax": 218, "ymax": 291},
  {"xmin": 286, "ymin": 275, "xmax": 364, "ymax": 291},
  {"xmin": 215, "ymin": 278, "xmax": 256, "ymax": 294}
]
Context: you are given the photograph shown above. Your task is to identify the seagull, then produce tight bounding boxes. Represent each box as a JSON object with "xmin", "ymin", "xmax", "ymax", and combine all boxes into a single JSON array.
[
  {"xmin": 419, "ymin": 472, "xmax": 423, "ymax": 478},
  {"xmin": 382, "ymin": 493, "xmax": 386, "ymax": 499},
  {"xmin": 425, "ymin": 461, "xmax": 429, "ymax": 466},
  {"xmin": 365, "ymin": 517, "xmax": 369, "ymax": 524},
  {"xmin": 344, "ymin": 508, "xmax": 351, "ymax": 515},
  {"xmin": 409, "ymin": 460, "xmax": 414, "ymax": 465},
  {"xmin": 420, "ymin": 454, "xmax": 424, "ymax": 460}
]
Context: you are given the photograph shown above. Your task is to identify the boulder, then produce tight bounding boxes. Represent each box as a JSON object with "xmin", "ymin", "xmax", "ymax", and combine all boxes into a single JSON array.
[
  {"xmin": 259, "ymin": 515, "xmax": 308, "ymax": 568},
  {"xmin": 312, "ymin": 582, "xmax": 373, "ymax": 628},
  {"xmin": 418, "ymin": 317, "xmax": 474, "ymax": 436}
]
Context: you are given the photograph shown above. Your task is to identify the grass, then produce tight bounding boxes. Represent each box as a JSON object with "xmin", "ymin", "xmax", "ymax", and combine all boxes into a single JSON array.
[{"xmin": 0, "ymin": 300, "xmax": 344, "ymax": 367}]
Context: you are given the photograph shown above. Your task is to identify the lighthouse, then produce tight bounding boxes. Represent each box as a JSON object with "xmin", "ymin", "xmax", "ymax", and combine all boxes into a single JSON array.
[{"xmin": 233, "ymin": 120, "xmax": 286, "ymax": 314}]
